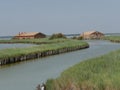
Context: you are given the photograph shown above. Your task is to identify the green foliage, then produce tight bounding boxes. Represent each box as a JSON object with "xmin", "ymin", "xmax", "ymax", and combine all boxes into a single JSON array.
[
  {"xmin": 46, "ymin": 79, "xmax": 54, "ymax": 90},
  {"xmin": 71, "ymin": 36, "xmax": 77, "ymax": 39},
  {"xmin": 49, "ymin": 33, "xmax": 67, "ymax": 40},
  {"xmin": 71, "ymin": 36, "xmax": 83, "ymax": 40},
  {"xmin": 46, "ymin": 49, "xmax": 120, "ymax": 90},
  {"xmin": 77, "ymin": 36, "xmax": 83, "ymax": 40}
]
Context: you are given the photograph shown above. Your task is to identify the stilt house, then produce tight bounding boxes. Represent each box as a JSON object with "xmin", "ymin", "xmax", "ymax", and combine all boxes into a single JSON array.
[{"xmin": 80, "ymin": 31, "xmax": 104, "ymax": 39}]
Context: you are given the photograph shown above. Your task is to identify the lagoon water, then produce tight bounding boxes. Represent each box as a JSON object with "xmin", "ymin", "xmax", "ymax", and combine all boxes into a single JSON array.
[
  {"xmin": 0, "ymin": 40, "xmax": 120, "ymax": 90},
  {"xmin": 0, "ymin": 43, "xmax": 37, "ymax": 50}
]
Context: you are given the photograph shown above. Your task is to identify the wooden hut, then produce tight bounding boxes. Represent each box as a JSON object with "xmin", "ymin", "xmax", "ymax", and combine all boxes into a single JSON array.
[
  {"xmin": 13, "ymin": 32, "xmax": 46, "ymax": 39},
  {"xmin": 80, "ymin": 31, "xmax": 104, "ymax": 39}
]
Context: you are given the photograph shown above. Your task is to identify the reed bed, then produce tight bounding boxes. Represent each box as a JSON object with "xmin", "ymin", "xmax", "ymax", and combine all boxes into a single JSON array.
[
  {"xmin": 46, "ymin": 49, "xmax": 120, "ymax": 90},
  {"xmin": 0, "ymin": 39, "xmax": 89, "ymax": 65},
  {"xmin": 103, "ymin": 36, "xmax": 120, "ymax": 43}
]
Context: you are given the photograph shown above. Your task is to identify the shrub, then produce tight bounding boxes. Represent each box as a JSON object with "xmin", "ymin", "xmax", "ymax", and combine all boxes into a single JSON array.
[
  {"xmin": 77, "ymin": 36, "xmax": 83, "ymax": 40},
  {"xmin": 49, "ymin": 33, "xmax": 67, "ymax": 40},
  {"xmin": 71, "ymin": 36, "xmax": 77, "ymax": 39},
  {"xmin": 71, "ymin": 36, "xmax": 83, "ymax": 40}
]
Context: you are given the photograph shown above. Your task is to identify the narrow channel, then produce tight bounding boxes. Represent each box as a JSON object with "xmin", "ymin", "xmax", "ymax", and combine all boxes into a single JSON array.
[{"xmin": 0, "ymin": 40, "xmax": 120, "ymax": 90}]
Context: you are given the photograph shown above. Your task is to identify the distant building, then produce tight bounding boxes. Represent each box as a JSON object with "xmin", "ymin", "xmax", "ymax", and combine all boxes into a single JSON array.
[
  {"xmin": 13, "ymin": 32, "xmax": 46, "ymax": 39},
  {"xmin": 80, "ymin": 31, "xmax": 104, "ymax": 39}
]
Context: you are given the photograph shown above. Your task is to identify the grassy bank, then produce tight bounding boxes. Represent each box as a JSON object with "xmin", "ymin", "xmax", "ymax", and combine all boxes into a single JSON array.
[
  {"xmin": 46, "ymin": 49, "xmax": 120, "ymax": 90},
  {"xmin": 0, "ymin": 39, "xmax": 89, "ymax": 65},
  {"xmin": 103, "ymin": 36, "xmax": 120, "ymax": 43}
]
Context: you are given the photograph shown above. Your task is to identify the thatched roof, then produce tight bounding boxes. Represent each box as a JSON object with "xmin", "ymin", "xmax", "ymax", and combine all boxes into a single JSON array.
[
  {"xmin": 81, "ymin": 31, "xmax": 104, "ymax": 36},
  {"xmin": 15, "ymin": 32, "xmax": 42, "ymax": 36}
]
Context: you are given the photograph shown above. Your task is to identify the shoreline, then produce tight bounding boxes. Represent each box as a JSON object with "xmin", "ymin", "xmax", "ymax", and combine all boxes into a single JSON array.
[
  {"xmin": 0, "ymin": 45, "xmax": 89, "ymax": 65},
  {"xmin": 103, "ymin": 36, "xmax": 120, "ymax": 43},
  {"xmin": 46, "ymin": 48, "xmax": 120, "ymax": 90}
]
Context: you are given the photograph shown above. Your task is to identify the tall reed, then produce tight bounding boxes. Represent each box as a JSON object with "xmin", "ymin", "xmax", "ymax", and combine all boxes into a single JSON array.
[{"xmin": 46, "ymin": 49, "xmax": 120, "ymax": 90}]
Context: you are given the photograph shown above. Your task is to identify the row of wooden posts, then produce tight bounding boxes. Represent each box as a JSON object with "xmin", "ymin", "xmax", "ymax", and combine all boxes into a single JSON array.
[
  {"xmin": 110, "ymin": 40, "xmax": 120, "ymax": 43},
  {"xmin": 0, "ymin": 45, "xmax": 89, "ymax": 65}
]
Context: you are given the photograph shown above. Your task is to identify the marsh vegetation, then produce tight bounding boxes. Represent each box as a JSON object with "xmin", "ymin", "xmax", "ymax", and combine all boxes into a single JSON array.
[
  {"xmin": 103, "ymin": 36, "xmax": 120, "ymax": 43},
  {"xmin": 46, "ymin": 49, "xmax": 120, "ymax": 90},
  {"xmin": 0, "ymin": 38, "xmax": 89, "ymax": 65}
]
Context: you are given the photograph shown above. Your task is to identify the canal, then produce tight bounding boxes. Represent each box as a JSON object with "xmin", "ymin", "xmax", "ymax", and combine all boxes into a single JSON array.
[{"xmin": 0, "ymin": 40, "xmax": 120, "ymax": 90}]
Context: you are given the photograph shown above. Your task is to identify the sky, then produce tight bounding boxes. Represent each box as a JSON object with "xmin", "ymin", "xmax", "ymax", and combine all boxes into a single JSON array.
[{"xmin": 0, "ymin": 0, "xmax": 120, "ymax": 36}]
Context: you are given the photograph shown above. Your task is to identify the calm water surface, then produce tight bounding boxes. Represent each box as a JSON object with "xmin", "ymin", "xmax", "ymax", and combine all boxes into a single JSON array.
[
  {"xmin": 0, "ymin": 44, "xmax": 37, "ymax": 49},
  {"xmin": 0, "ymin": 40, "xmax": 120, "ymax": 90}
]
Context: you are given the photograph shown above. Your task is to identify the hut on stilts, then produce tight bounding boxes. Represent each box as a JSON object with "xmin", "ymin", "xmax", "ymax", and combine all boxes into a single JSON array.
[{"xmin": 80, "ymin": 31, "xmax": 104, "ymax": 40}]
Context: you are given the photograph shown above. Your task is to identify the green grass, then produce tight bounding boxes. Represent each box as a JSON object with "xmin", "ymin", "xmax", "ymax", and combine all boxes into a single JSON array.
[
  {"xmin": 0, "ymin": 38, "xmax": 67, "ymax": 44},
  {"xmin": 103, "ymin": 36, "xmax": 120, "ymax": 42},
  {"xmin": 0, "ymin": 39, "xmax": 88, "ymax": 59},
  {"xmin": 46, "ymin": 49, "xmax": 120, "ymax": 90}
]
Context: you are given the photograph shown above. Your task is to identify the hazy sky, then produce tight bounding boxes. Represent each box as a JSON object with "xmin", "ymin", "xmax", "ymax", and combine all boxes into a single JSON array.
[{"xmin": 0, "ymin": 0, "xmax": 120, "ymax": 36}]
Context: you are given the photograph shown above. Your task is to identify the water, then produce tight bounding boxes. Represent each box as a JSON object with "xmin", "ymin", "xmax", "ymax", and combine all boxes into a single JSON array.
[
  {"xmin": 0, "ymin": 36, "xmax": 37, "ymax": 49},
  {"xmin": 0, "ymin": 36, "xmax": 12, "ymax": 40},
  {"xmin": 0, "ymin": 40, "xmax": 120, "ymax": 90},
  {"xmin": 0, "ymin": 43, "xmax": 37, "ymax": 50}
]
